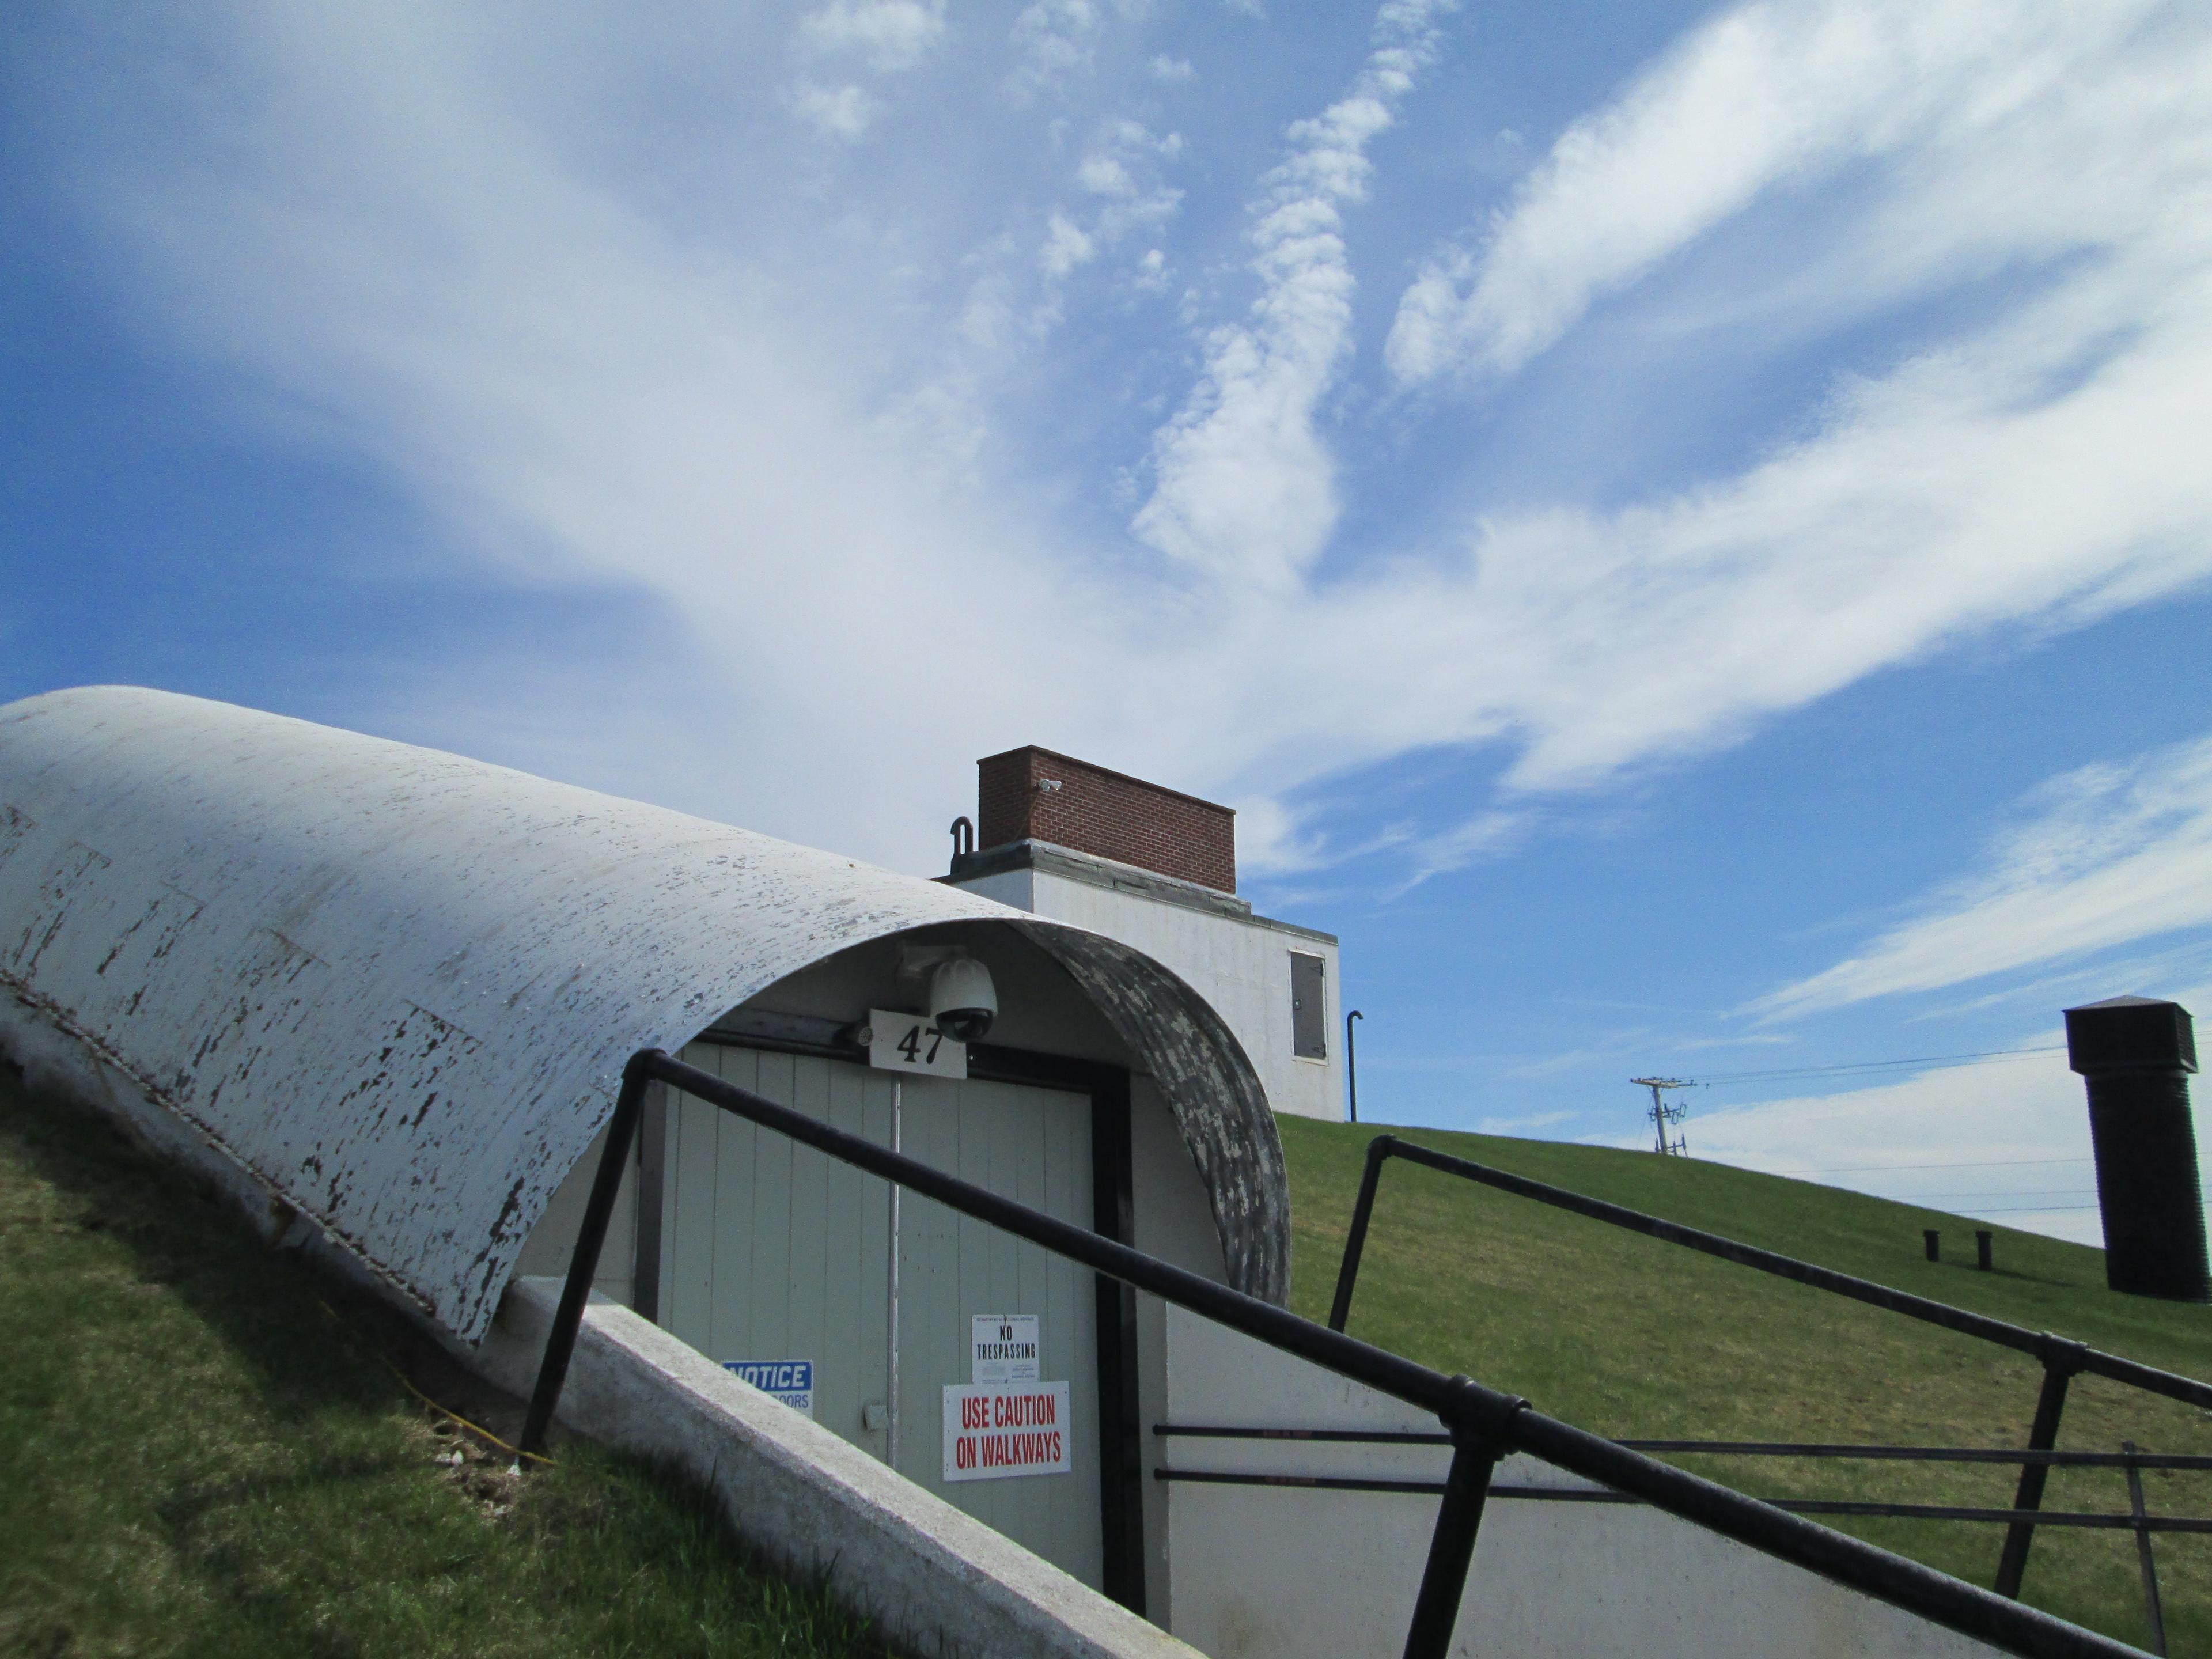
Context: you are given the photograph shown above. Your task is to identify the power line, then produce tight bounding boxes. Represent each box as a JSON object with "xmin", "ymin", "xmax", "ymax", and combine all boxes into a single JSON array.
[
  {"xmin": 1787, "ymin": 1194, "xmax": 2097, "ymax": 1212},
  {"xmin": 1770, "ymin": 1155, "xmax": 2093, "ymax": 1177},
  {"xmin": 1911, "ymin": 1194, "xmax": 2097, "ymax": 1212},
  {"xmin": 1691, "ymin": 1044, "xmax": 2065, "ymax": 1086}
]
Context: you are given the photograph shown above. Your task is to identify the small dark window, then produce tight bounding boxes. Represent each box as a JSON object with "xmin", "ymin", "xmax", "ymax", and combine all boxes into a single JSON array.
[{"xmin": 1290, "ymin": 952, "xmax": 1327, "ymax": 1059}]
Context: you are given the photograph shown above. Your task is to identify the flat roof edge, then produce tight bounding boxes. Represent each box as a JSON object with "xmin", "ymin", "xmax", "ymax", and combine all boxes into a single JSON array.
[{"xmin": 941, "ymin": 840, "xmax": 1338, "ymax": 945}]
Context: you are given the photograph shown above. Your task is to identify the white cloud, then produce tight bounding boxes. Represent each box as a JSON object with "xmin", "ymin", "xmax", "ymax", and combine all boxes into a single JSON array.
[
  {"xmin": 1393, "ymin": 808, "xmax": 1528, "ymax": 889},
  {"xmin": 1759, "ymin": 738, "xmax": 2212, "ymax": 1018},
  {"xmin": 1476, "ymin": 1109, "xmax": 1575, "ymax": 1134},
  {"xmin": 35, "ymin": 6, "xmax": 1112, "ymax": 868},
  {"xmin": 1645, "ymin": 1052, "xmax": 2113, "ymax": 1244},
  {"xmin": 28, "ymin": 0, "xmax": 2212, "ymax": 888},
  {"xmin": 1150, "ymin": 55, "xmax": 1195, "ymax": 82},
  {"xmin": 1035, "ymin": 121, "xmax": 1184, "ymax": 301},
  {"xmin": 1386, "ymin": 0, "xmax": 2164, "ymax": 384},
  {"xmin": 1133, "ymin": 0, "xmax": 1456, "ymax": 594},
  {"xmin": 798, "ymin": 0, "xmax": 946, "ymax": 73},
  {"xmin": 1010, "ymin": 0, "xmax": 1104, "ymax": 96},
  {"xmin": 1228, "ymin": 795, "xmax": 1321, "ymax": 876},
  {"xmin": 1078, "ymin": 153, "xmax": 1136, "ymax": 197},
  {"xmin": 789, "ymin": 79, "xmax": 881, "ymax": 139},
  {"xmin": 1040, "ymin": 211, "xmax": 1096, "ymax": 276}
]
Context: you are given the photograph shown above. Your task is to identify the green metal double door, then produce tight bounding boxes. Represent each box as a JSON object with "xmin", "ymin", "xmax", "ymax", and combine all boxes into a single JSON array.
[{"xmin": 646, "ymin": 1041, "xmax": 1106, "ymax": 1589}]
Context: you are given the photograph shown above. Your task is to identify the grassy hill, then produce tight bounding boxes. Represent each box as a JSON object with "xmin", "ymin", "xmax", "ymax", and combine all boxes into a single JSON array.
[
  {"xmin": 1278, "ymin": 1115, "xmax": 2212, "ymax": 1655},
  {"xmin": 9, "ymin": 1051, "xmax": 2199, "ymax": 1657},
  {"xmin": 0, "ymin": 1065, "xmax": 895, "ymax": 1659}
]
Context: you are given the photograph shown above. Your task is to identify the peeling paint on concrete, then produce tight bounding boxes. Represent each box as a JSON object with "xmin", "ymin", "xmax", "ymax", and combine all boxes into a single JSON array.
[{"xmin": 0, "ymin": 686, "xmax": 1289, "ymax": 1339}]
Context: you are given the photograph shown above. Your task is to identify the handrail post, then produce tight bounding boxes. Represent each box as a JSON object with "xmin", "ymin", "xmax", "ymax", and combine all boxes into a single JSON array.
[
  {"xmin": 1993, "ymin": 1338, "xmax": 2086, "ymax": 1599},
  {"xmin": 1401, "ymin": 1380, "xmax": 1522, "ymax": 1659},
  {"xmin": 521, "ymin": 1049, "xmax": 658, "ymax": 1456},
  {"xmin": 2122, "ymin": 1441, "xmax": 2168, "ymax": 1655},
  {"xmin": 1330, "ymin": 1134, "xmax": 1398, "ymax": 1332}
]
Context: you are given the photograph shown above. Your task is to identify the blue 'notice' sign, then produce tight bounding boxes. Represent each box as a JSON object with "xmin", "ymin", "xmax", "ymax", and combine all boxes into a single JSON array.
[{"xmin": 724, "ymin": 1359, "xmax": 816, "ymax": 1419}]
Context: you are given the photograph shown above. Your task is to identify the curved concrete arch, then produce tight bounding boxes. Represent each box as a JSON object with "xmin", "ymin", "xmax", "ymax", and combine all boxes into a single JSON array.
[{"xmin": 0, "ymin": 687, "xmax": 1288, "ymax": 1340}]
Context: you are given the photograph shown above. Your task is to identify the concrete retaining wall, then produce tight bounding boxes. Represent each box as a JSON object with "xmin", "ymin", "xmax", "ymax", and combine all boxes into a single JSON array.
[
  {"xmin": 479, "ymin": 1281, "xmax": 1197, "ymax": 1659},
  {"xmin": 1160, "ymin": 1305, "xmax": 2007, "ymax": 1659}
]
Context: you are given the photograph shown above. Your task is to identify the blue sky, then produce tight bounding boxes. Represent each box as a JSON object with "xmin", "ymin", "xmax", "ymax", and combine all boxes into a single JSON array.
[{"xmin": 7, "ymin": 1, "xmax": 2212, "ymax": 1244}]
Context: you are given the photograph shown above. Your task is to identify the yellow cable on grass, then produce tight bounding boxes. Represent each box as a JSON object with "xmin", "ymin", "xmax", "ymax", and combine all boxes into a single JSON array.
[
  {"xmin": 387, "ymin": 1354, "xmax": 554, "ymax": 1467},
  {"xmin": 313, "ymin": 1294, "xmax": 554, "ymax": 1466}
]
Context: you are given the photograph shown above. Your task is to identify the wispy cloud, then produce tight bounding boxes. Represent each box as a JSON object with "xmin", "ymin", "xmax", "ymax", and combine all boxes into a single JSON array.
[
  {"xmin": 798, "ymin": 0, "xmax": 946, "ymax": 73},
  {"xmin": 1758, "ymin": 737, "xmax": 2212, "ymax": 1017},
  {"xmin": 1042, "ymin": 119, "xmax": 1184, "ymax": 289},
  {"xmin": 1476, "ymin": 1109, "xmax": 1574, "ymax": 1135},
  {"xmin": 789, "ymin": 81, "xmax": 882, "ymax": 140},
  {"xmin": 1039, "ymin": 212, "xmax": 1096, "ymax": 277},
  {"xmin": 1010, "ymin": 0, "xmax": 1112, "ymax": 97},
  {"xmin": 1385, "ymin": 0, "xmax": 2162, "ymax": 384},
  {"xmin": 1506, "ymin": 1049, "xmax": 1619, "ymax": 1080},
  {"xmin": 21, "ymin": 0, "xmax": 2212, "ymax": 885},
  {"xmin": 789, "ymin": 1, "xmax": 945, "ymax": 139},
  {"xmin": 1132, "ymin": 0, "xmax": 1456, "ymax": 594},
  {"xmin": 1641, "ymin": 1053, "xmax": 2109, "ymax": 1244},
  {"xmin": 1393, "ymin": 807, "xmax": 1529, "ymax": 891}
]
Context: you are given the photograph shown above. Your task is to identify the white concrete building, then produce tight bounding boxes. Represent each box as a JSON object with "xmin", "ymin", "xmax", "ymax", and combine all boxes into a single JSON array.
[{"xmin": 942, "ymin": 747, "xmax": 1345, "ymax": 1124}]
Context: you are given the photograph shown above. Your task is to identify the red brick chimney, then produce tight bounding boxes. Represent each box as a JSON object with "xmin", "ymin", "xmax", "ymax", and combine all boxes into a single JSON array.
[{"xmin": 975, "ymin": 747, "xmax": 1236, "ymax": 893}]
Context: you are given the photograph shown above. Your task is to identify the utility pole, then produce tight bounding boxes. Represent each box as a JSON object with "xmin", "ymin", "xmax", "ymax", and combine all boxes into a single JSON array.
[{"xmin": 1631, "ymin": 1077, "xmax": 1691, "ymax": 1155}]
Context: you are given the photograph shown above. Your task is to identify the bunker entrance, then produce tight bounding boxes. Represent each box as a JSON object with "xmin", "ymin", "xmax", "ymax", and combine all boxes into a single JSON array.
[
  {"xmin": 643, "ymin": 1039, "xmax": 1111, "ymax": 1590},
  {"xmin": 510, "ymin": 914, "xmax": 1283, "ymax": 1618}
]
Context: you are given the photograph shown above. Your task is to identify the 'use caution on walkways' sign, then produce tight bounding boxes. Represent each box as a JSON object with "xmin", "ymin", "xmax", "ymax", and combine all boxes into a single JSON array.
[{"xmin": 942, "ymin": 1381, "xmax": 1071, "ymax": 1481}]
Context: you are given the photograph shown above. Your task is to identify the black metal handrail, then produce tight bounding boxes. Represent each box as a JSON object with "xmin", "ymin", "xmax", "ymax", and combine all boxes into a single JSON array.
[
  {"xmin": 1155, "ymin": 1425, "xmax": 2212, "ymax": 1469},
  {"xmin": 1152, "ymin": 1468, "xmax": 2212, "ymax": 1533},
  {"xmin": 1152, "ymin": 1424, "xmax": 2201, "ymax": 1646},
  {"xmin": 524, "ymin": 1050, "xmax": 2148, "ymax": 1659},
  {"xmin": 1153, "ymin": 1428, "xmax": 2212, "ymax": 1521},
  {"xmin": 1327, "ymin": 1132, "xmax": 2212, "ymax": 1599}
]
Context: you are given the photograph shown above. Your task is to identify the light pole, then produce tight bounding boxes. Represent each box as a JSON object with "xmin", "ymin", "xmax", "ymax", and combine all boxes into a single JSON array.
[{"xmin": 1346, "ymin": 1009, "xmax": 1363, "ymax": 1124}]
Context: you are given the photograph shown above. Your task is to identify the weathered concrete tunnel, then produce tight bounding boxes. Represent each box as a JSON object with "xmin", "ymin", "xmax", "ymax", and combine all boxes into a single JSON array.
[{"xmin": 0, "ymin": 684, "xmax": 1290, "ymax": 1635}]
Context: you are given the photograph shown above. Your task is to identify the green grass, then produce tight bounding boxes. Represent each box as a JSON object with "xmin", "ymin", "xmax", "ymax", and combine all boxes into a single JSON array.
[
  {"xmin": 1279, "ymin": 1115, "xmax": 2212, "ymax": 1656},
  {"xmin": 11, "ymin": 1054, "xmax": 2198, "ymax": 1656},
  {"xmin": 0, "ymin": 1065, "xmax": 897, "ymax": 1659}
]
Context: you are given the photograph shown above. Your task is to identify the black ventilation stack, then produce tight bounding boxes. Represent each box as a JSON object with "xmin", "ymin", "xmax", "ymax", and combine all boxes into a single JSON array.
[{"xmin": 2065, "ymin": 996, "xmax": 2209, "ymax": 1302}]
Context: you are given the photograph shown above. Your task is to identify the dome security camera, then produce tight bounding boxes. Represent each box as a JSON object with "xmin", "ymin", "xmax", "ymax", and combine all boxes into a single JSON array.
[{"xmin": 928, "ymin": 955, "xmax": 997, "ymax": 1043}]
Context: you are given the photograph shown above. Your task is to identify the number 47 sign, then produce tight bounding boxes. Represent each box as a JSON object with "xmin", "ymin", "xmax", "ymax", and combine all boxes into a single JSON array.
[{"xmin": 865, "ymin": 1007, "xmax": 968, "ymax": 1078}]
